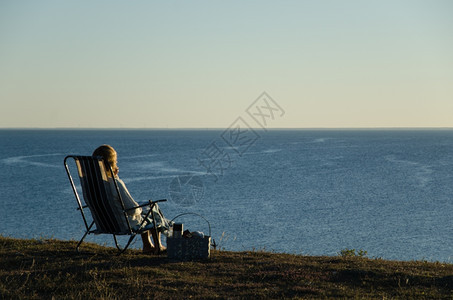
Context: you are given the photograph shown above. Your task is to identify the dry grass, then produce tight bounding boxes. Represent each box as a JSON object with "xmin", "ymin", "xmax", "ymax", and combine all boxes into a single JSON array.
[{"xmin": 1, "ymin": 236, "xmax": 453, "ymax": 299}]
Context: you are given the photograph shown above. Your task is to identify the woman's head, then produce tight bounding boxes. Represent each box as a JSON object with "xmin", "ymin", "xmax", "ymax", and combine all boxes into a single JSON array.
[{"xmin": 92, "ymin": 144, "xmax": 119, "ymax": 176}]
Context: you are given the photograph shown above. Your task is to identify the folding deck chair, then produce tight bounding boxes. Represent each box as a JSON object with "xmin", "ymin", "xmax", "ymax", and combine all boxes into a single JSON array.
[{"xmin": 64, "ymin": 155, "xmax": 168, "ymax": 254}]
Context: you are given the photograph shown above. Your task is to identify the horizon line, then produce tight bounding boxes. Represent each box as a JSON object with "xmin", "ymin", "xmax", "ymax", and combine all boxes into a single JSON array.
[{"xmin": 2, "ymin": 126, "xmax": 453, "ymax": 130}]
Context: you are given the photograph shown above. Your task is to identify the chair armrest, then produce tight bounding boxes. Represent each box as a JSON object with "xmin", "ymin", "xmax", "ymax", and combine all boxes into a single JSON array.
[
  {"xmin": 77, "ymin": 205, "xmax": 89, "ymax": 211},
  {"xmin": 149, "ymin": 199, "xmax": 167, "ymax": 204},
  {"xmin": 124, "ymin": 199, "xmax": 167, "ymax": 212}
]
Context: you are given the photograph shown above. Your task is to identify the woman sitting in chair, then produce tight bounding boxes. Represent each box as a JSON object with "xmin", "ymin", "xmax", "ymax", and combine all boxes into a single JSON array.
[{"xmin": 93, "ymin": 144, "xmax": 168, "ymax": 254}]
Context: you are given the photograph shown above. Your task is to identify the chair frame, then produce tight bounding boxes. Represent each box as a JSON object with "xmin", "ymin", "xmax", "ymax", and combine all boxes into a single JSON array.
[{"xmin": 64, "ymin": 155, "xmax": 167, "ymax": 254}]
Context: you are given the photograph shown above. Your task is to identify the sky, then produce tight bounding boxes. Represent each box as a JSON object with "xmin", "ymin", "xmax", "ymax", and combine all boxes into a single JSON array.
[{"xmin": 1, "ymin": 0, "xmax": 452, "ymax": 128}]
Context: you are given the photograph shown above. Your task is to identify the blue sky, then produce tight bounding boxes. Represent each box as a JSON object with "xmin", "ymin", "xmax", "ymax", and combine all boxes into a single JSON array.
[{"xmin": 1, "ymin": 1, "xmax": 452, "ymax": 128}]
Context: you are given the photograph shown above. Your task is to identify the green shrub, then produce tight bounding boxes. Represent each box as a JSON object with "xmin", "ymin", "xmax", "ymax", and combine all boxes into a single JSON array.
[{"xmin": 338, "ymin": 248, "xmax": 368, "ymax": 258}]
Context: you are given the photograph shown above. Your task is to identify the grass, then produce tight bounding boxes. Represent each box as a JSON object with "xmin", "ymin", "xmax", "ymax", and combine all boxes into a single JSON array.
[{"xmin": 1, "ymin": 236, "xmax": 453, "ymax": 299}]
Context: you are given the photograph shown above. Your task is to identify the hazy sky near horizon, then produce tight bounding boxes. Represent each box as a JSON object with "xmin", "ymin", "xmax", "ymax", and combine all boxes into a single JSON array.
[{"xmin": 1, "ymin": 1, "xmax": 452, "ymax": 128}]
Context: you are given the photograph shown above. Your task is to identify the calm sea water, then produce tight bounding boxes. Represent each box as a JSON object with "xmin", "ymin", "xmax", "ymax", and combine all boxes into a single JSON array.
[{"xmin": 1, "ymin": 129, "xmax": 453, "ymax": 262}]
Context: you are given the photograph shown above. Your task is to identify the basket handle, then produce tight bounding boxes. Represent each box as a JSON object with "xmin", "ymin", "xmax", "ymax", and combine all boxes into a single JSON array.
[{"xmin": 170, "ymin": 212, "xmax": 211, "ymax": 237}]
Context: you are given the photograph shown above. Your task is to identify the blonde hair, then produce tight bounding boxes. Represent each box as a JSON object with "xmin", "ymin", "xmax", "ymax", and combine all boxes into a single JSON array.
[{"xmin": 92, "ymin": 144, "xmax": 119, "ymax": 176}]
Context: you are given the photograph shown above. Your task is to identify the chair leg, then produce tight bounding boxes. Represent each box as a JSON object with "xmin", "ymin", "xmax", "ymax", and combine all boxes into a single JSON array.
[
  {"xmin": 113, "ymin": 234, "xmax": 124, "ymax": 252},
  {"xmin": 76, "ymin": 231, "xmax": 89, "ymax": 253},
  {"xmin": 76, "ymin": 221, "xmax": 95, "ymax": 253},
  {"xmin": 118, "ymin": 234, "xmax": 137, "ymax": 255}
]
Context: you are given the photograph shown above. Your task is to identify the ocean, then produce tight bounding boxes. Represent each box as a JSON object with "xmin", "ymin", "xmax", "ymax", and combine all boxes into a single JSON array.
[{"xmin": 1, "ymin": 129, "xmax": 453, "ymax": 262}]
